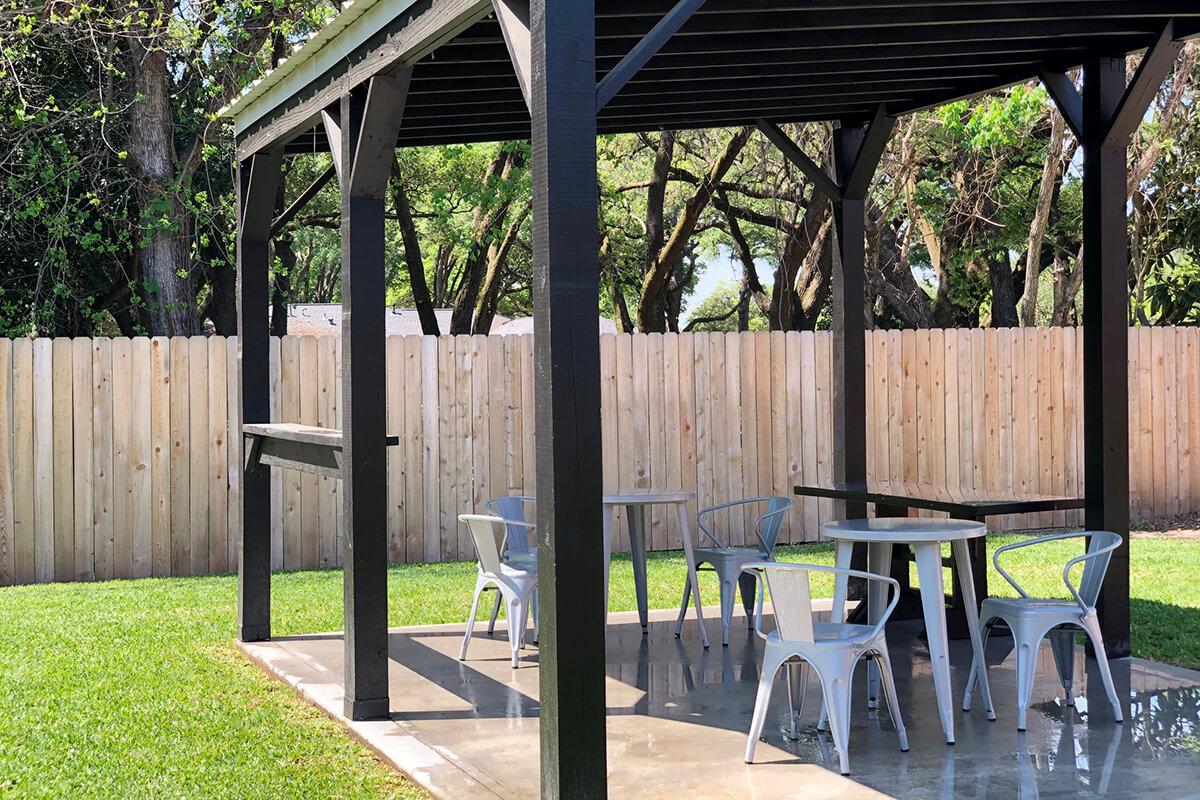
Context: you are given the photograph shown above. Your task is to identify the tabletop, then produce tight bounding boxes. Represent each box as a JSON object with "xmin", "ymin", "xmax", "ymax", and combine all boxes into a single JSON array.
[
  {"xmin": 795, "ymin": 480, "xmax": 1083, "ymax": 516},
  {"xmin": 603, "ymin": 491, "xmax": 695, "ymax": 506},
  {"xmin": 820, "ymin": 517, "xmax": 987, "ymax": 543}
]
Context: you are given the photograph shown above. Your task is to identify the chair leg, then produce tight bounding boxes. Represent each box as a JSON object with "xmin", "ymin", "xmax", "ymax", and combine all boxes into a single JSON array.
[
  {"xmin": 739, "ymin": 572, "xmax": 757, "ymax": 630},
  {"xmin": 1049, "ymin": 628, "xmax": 1076, "ymax": 706},
  {"xmin": 873, "ymin": 643, "xmax": 909, "ymax": 752},
  {"xmin": 719, "ymin": 577, "xmax": 736, "ymax": 647},
  {"xmin": 1014, "ymin": 619, "xmax": 1044, "ymax": 732},
  {"xmin": 507, "ymin": 594, "xmax": 527, "ymax": 669},
  {"xmin": 487, "ymin": 588, "xmax": 502, "ymax": 635},
  {"xmin": 812, "ymin": 656, "xmax": 855, "ymax": 775},
  {"xmin": 784, "ymin": 660, "xmax": 808, "ymax": 740},
  {"xmin": 674, "ymin": 576, "xmax": 691, "ymax": 638},
  {"xmin": 745, "ymin": 649, "xmax": 787, "ymax": 763},
  {"xmin": 1079, "ymin": 612, "xmax": 1125, "ymax": 724},
  {"xmin": 963, "ymin": 618, "xmax": 995, "ymax": 712},
  {"xmin": 460, "ymin": 580, "xmax": 485, "ymax": 661}
]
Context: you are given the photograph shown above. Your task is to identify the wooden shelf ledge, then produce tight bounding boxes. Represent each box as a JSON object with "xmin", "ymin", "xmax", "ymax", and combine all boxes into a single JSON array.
[{"xmin": 243, "ymin": 423, "xmax": 399, "ymax": 478}]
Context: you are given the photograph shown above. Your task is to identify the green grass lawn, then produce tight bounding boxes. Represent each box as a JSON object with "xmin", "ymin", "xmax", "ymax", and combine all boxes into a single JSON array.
[{"xmin": 0, "ymin": 535, "xmax": 1196, "ymax": 798}]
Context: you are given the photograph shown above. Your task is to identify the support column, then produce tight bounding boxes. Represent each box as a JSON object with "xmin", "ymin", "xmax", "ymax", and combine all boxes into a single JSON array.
[
  {"xmin": 334, "ymin": 69, "xmax": 412, "ymax": 719},
  {"xmin": 530, "ymin": 0, "xmax": 607, "ymax": 796},
  {"xmin": 236, "ymin": 149, "xmax": 282, "ymax": 642},
  {"xmin": 1082, "ymin": 58, "xmax": 1131, "ymax": 657},
  {"xmin": 831, "ymin": 124, "xmax": 868, "ymax": 522}
]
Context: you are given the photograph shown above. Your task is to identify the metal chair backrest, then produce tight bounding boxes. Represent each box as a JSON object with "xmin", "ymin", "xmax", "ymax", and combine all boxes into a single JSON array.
[
  {"xmin": 992, "ymin": 530, "xmax": 1124, "ymax": 614},
  {"xmin": 756, "ymin": 496, "xmax": 793, "ymax": 556},
  {"xmin": 744, "ymin": 562, "xmax": 900, "ymax": 645},
  {"xmin": 697, "ymin": 496, "xmax": 793, "ymax": 554},
  {"xmin": 757, "ymin": 563, "xmax": 817, "ymax": 643},
  {"xmin": 1076, "ymin": 531, "xmax": 1123, "ymax": 609},
  {"xmin": 460, "ymin": 514, "xmax": 507, "ymax": 576},
  {"xmin": 485, "ymin": 496, "xmax": 536, "ymax": 556}
]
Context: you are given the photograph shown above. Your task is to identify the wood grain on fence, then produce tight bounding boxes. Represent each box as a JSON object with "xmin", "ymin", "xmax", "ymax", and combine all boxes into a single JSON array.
[{"xmin": 0, "ymin": 327, "xmax": 1193, "ymax": 584}]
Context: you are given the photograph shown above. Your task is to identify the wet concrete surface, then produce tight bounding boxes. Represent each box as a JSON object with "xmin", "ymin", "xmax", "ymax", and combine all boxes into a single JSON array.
[{"xmin": 248, "ymin": 607, "xmax": 1200, "ymax": 799}]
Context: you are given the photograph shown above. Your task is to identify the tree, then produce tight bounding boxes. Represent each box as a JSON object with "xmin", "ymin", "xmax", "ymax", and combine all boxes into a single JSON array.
[
  {"xmin": 0, "ymin": 0, "xmax": 333, "ymax": 335},
  {"xmin": 684, "ymin": 280, "xmax": 769, "ymax": 332}
]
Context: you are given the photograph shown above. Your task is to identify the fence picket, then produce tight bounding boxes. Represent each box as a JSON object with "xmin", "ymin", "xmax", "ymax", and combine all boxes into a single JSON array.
[
  {"xmin": 12, "ymin": 339, "xmax": 33, "ymax": 583},
  {"xmin": 92, "ymin": 338, "xmax": 114, "ymax": 580},
  {"xmin": 3, "ymin": 328, "xmax": 1196, "ymax": 583}
]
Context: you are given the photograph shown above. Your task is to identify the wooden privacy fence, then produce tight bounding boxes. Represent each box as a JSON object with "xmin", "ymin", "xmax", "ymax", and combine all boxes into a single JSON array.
[{"xmin": 0, "ymin": 327, "xmax": 1195, "ymax": 586}]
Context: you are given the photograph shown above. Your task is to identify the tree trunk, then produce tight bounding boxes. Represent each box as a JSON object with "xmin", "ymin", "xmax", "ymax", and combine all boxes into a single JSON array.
[
  {"xmin": 1017, "ymin": 110, "xmax": 1067, "ymax": 326},
  {"xmin": 127, "ymin": 42, "xmax": 197, "ymax": 336},
  {"xmin": 450, "ymin": 149, "xmax": 524, "ymax": 334},
  {"xmin": 637, "ymin": 126, "xmax": 753, "ymax": 332},
  {"xmin": 987, "ymin": 251, "xmax": 1019, "ymax": 327},
  {"xmin": 473, "ymin": 204, "xmax": 528, "ymax": 334},
  {"xmin": 390, "ymin": 176, "xmax": 440, "ymax": 335}
]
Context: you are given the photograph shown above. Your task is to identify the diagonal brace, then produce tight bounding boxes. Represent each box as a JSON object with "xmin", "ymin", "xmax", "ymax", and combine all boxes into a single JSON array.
[
  {"xmin": 758, "ymin": 105, "xmax": 894, "ymax": 202},
  {"xmin": 842, "ymin": 104, "xmax": 896, "ymax": 201},
  {"xmin": 756, "ymin": 120, "xmax": 841, "ymax": 200},
  {"xmin": 349, "ymin": 69, "xmax": 413, "ymax": 198},
  {"xmin": 596, "ymin": 0, "xmax": 706, "ymax": 112},
  {"xmin": 492, "ymin": 0, "xmax": 531, "ymax": 112},
  {"xmin": 1106, "ymin": 20, "xmax": 1181, "ymax": 147},
  {"xmin": 1042, "ymin": 20, "xmax": 1181, "ymax": 148},
  {"xmin": 1039, "ymin": 69, "xmax": 1085, "ymax": 142},
  {"xmin": 270, "ymin": 163, "xmax": 336, "ymax": 238}
]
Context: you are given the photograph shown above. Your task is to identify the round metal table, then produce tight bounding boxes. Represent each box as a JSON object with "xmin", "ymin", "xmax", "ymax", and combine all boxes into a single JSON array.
[
  {"xmin": 820, "ymin": 517, "xmax": 996, "ymax": 744},
  {"xmin": 602, "ymin": 491, "xmax": 710, "ymax": 648}
]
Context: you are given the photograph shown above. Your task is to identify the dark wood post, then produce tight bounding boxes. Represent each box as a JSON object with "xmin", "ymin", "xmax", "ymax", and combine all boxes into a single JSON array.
[
  {"xmin": 334, "ymin": 70, "xmax": 411, "ymax": 720},
  {"xmin": 236, "ymin": 149, "xmax": 282, "ymax": 642},
  {"xmin": 831, "ymin": 124, "xmax": 868, "ymax": 522},
  {"xmin": 1082, "ymin": 58, "xmax": 1131, "ymax": 657},
  {"xmin": 530, "ymin": 0, "xmax": 607, "ymax": 796}
]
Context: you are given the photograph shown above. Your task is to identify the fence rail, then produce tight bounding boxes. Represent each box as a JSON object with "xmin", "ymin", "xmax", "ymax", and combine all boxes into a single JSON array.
[{"xmin": 0, "ymin": 327, "xmax": 1194, "ymax": 585}]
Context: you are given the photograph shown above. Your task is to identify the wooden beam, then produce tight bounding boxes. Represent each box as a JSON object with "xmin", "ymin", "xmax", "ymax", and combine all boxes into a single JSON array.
[
  {"xmin": 596, "ymin": 0, "xmax": 708, "ymax": 111},
  {"xmin": 339, "ymin": 74, "xmax": 408, "ymax": 721},
  {"xmin": 842, "ymin": 104, "xmax": 895, "ymax": 200},
  {"xmin": 270, "ymin": 163, "xmax": 336, "ymax": 238},
  {"xmin": 1040, "ymin": 69, "xmax": 1085, "ymax": 141},
  {"xmin": 235, "ymin": 0, "xmax": 489, "ymax": 159},
  {"xmin": 831, "ymin": 125, "xmax": 868, "ymax": 523},
  {"xmin": 236, "ymin": 148, "xmax": 283, "ymax": 643},
  {"xmin": 321, "ymin": 109, "xmax": 345, "ymax": 186},
  {"xmin": 492, "ymin": 0, "xmax": 532, "ymax": 111},
  {"xmin": 531, "ymin": 0, "xmax": 607, "ymax": 796},
  {"xmin": 1106, "ymin": 20, "xmax": 1182, "ymax": 146},
  {"xmin": 1081, "ymin": 57, "xmax": 1131, "ymax": 659},
  {"xmin": 755, "ymin": 120, "xmax": 841, "ymax": 200},
  {"xmin": 350, "ymin": 69, "xmax": 413, "ymax": 197}
]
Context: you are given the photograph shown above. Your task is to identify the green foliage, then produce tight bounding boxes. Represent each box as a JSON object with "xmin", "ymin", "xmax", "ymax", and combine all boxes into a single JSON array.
[
  {"xmin": 685, "ymin": 279, "xmax": 768, "ymax": 332},
  {"xmin": 0, "ymin": 0, "xmax": 336, "ymax": 335}
]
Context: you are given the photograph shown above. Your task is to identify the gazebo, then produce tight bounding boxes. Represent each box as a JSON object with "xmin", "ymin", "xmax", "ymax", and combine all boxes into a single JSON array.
[{"xmin": 223, "ymin": 2, "xmax": 1200, "ymax": 796}]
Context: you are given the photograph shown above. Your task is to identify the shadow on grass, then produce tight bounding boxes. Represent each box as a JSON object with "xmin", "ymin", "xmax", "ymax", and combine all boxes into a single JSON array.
[{"xmin": 1130, "ymin": 598, "xmax": 1200, "ymax": 671}]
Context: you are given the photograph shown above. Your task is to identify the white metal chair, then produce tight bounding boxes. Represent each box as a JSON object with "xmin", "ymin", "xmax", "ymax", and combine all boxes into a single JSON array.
[
  {"xmin": 484, "ymin": 496, "xmax": 537, "ymax": 633},
  {"xmin": 676, "ymin": 496, "xmax": 793, "ymax": 646},
  {"xmin": 963, "ymin": 530, "xmax": 1126, "ymax": 731},
  {"xmin": 742, "ymin": 562, "xmax": 908, "ymax": 776},
  {"xmin": 458, "ymin": 514, "xmax": 538, "ymax": 669}
]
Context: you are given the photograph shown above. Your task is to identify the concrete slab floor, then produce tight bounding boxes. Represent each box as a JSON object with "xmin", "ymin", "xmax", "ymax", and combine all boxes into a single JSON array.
[{"xmin": 242, "ymin": 608, "xmax": 1200, "ymax": 800}]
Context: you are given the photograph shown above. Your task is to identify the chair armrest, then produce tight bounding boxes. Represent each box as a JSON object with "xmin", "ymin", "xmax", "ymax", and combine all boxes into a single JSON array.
[
  {"xmin": 696, "ymin": 506, "xmax": 726, "ymax": 548},
  {"xmin": 1062, "ymin": 534, "xmax": 1123, "ymax": 614},
  {"xmin": 992, "ymin": 531, "xmax": 1092, "ymax": 599}
]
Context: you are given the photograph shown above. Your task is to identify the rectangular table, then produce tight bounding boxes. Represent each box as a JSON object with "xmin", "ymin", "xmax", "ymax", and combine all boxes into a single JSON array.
[{"xmin": 794, "ymin": 481, "xmax": 1085, "ymax": 636}]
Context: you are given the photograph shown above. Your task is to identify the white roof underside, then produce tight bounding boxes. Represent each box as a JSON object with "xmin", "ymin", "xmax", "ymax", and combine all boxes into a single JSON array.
[{"xmin": 221, "ymin": 0, "xmax": 413, "ymax": 137}]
